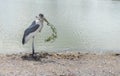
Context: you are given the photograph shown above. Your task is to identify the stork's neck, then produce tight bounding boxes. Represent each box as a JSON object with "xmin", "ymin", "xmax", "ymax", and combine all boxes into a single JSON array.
[{"xmin": 35, "ymin": 19, "xmax": 43, "ymax": 25}]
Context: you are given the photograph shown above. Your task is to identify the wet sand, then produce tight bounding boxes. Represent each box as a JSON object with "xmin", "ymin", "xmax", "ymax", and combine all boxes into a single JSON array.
[{"xmin": 0, "ymin": 52, "xmax": 120, "ymax": 76}]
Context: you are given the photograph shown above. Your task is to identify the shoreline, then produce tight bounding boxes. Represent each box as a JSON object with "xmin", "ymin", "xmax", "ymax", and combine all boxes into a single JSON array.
[{"xmin": 0, "ymin": 52, "xmax": 120, "ymax": 76}]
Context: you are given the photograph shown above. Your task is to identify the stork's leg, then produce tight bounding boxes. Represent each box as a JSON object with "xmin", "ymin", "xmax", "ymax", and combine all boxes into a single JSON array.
[{"xmin": 32, "ymin": 36, "xmax": 35, "ymax": 57}]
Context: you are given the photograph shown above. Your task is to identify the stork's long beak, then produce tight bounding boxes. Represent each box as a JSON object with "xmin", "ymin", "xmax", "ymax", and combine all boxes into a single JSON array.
[{"xmin": 44, "ymin": 17, "xmax": 49, "ymax": 25}]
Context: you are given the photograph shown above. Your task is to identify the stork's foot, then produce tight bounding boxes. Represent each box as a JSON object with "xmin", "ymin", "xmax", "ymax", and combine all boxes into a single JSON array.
[
  {"xmin": 31, "ymin": 53, "xmax": 35, "ymax": 58},
  {"xmin": 21, "ymin": 53, "xmax": 41, "ymax": 61},
  {"xmin": 32, "ymin": 53, "xmax": 36, "ymax": 58},
  {"xmin": 31, "ymin": 53, "xmax": 41, "ymax": 61}
]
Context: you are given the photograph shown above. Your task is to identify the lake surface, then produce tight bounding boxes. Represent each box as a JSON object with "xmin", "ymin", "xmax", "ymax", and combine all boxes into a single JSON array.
[{"xmin": 0, "ymin": 0, "xmax": 120, "ymax": 54}]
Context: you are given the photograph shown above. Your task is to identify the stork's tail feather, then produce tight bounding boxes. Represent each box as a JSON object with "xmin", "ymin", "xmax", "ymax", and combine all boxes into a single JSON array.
[{"xmin": 22, "ymin": 35, "xmax": 25, "ymax": 45}]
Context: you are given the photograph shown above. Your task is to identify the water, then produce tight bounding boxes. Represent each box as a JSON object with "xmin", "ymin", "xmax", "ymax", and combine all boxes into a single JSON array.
[{"xmin": 0, "ymin": 0, "xmax": 120, "ymax": 54}]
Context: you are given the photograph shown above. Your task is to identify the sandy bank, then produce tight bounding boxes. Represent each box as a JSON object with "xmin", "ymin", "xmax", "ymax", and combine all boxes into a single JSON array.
[{"xmin": 0, "ymin": 52, "xmax": 119, "ymax": 76}]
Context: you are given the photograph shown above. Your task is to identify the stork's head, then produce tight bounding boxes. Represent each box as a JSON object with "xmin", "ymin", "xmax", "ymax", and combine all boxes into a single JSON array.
[
  {"xmin": 35, "ymin": 13, "xmax": 45, "ymax": 24},
  {"xmin": 36, "ymin": 13, "xmax": 49, "ymax": 25},
  {"xmin": 39, "ymin": 13, "xmax": 44, "ymax": 20}
]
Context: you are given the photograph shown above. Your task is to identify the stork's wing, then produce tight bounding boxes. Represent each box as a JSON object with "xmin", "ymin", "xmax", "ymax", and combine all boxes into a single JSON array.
[
  {"xmin": 29, "ymin": 21, "xmax": 36, "ymax": 28},
  {"xmin": 22, "ymin": 21, "xmax": 40, "ymax": 44}
]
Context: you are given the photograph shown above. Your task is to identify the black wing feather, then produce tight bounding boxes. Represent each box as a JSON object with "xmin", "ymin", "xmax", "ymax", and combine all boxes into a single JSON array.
[{"xmin": 22, "ymin": 21, "xmax": 40, "ymax": 44}]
